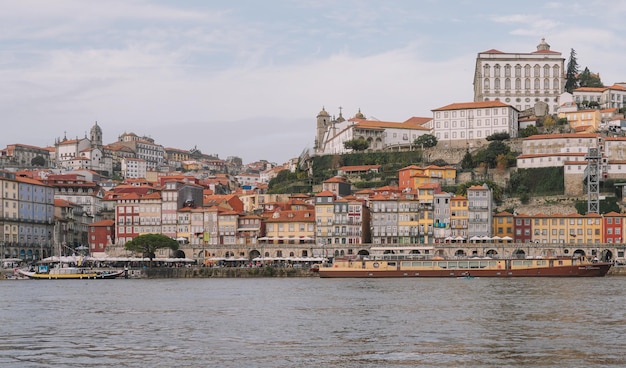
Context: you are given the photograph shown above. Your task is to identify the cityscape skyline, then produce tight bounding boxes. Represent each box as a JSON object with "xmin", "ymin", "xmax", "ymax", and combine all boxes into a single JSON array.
[{"xmin": 1, "ymin": 1, "xmax": 625, "ymax": 163}]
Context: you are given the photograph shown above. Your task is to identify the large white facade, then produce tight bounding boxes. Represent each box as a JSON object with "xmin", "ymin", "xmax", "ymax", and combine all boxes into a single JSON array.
[
  {"xmin": 473, "ymin": 38, "xmax": 565, "ymax": 114},
  {"xmin": 431, "ymin": 101, "xmax": 519, "ymax": 148},
  {"xmin": 315, "ymin": 108, "xmax": 432, "ymax": 155}
]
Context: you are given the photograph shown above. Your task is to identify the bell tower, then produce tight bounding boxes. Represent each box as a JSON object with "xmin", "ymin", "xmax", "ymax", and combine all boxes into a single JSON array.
[
  {"xmin": 315, "ymin": 107, "xmax": 330, "ymax": 152},
  {"xmin": 90, "ymin": 121, "xmax": 103, "ymax": 149}
]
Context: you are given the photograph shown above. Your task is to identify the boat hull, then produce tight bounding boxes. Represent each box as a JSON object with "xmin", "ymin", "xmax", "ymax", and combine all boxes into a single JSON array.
[
  {"xmin": 18, "ymin": 269, "xmax": 124, "ymax": 280},
  {"xmin": 319, "ymin": 262, "xmax": 612, "ymax": 278}
]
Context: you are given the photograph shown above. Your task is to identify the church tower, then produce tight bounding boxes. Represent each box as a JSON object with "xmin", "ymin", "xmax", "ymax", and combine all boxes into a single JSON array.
[
  {"xmin": 90, "ymin": 121, "xmax": 103, "ymax": 149},
  {"xmin": 315, "ymin": 107, "xmax": 331, "ymax": 152}
]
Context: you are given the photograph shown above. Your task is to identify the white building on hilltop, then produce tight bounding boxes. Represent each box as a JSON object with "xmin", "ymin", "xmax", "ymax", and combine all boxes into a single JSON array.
[
  {"xmin": 314, "ymin": 107, "xmax": 432, "ymax": 155},
  {"xmin": 473, "ymin": 38, "xmax": 565, "ymax": 114},
  {"xmin": 430, "ymin": 101, "xmax": 519, "ymax": 149}
]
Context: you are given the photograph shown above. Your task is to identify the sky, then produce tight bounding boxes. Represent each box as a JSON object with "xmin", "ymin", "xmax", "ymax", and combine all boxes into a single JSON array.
[{"xmin": 2, "ymin": 0, "xmax": 625, "ymax": 164}]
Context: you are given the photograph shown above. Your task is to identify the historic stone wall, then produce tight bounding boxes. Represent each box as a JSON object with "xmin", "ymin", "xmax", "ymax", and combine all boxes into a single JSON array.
[{"xmin": 142, "ymin": 266, "xmax": 316, "ymax": 278}]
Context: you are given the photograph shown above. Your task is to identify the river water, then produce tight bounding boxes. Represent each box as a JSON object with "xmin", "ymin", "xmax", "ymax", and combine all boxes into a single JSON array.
[{"xmin": 1, "ymin": 277, "xmax": 625, "ymax": 368}]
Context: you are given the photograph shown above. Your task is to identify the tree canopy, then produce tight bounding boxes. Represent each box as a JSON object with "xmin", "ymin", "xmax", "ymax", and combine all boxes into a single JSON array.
[
  {"xmin": 578, "ymin": 67, "xmax": 603, "ymax": 88},
  {"xmin": 414, "ymin": 134, "xmax": 438, "ymax": 148},
  {"xmin": 472, "ymin": 141, "xmax": 513, "ymax": 169},
  {"xmin": 31, "ymin": 156, "xmax": 46, "ymax": 166},
  {"xmin": 486, "ymin": 132, "xmax": 510, "ymax": 141},
  {"xmin": 519, "ymin": 125, "xmax": 539, "ymax": 138},
  {"xmin": 565, "ymin": 48, "xmax": 579, "ymax": 93},
  {"xmin": 343, "ymin": 137, "xmax": 369, "ymax": 151},
  {"xmin": 124, "ymin": 233, "xmax": 179, "ymax": 261}
]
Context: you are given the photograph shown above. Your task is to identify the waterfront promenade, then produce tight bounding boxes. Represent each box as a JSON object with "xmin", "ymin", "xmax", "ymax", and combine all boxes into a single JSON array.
[
  {"xmin": 3, "ymin": 263, "xmax": 626, "ymax": 279},
  {"xmin": 138, "ymin": 263, "xmax": 626, "ymax": 278}
]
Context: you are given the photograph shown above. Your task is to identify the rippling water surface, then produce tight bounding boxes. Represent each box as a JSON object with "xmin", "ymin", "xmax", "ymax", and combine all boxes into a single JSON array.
[{"xmin": 1, "ymin": 276, "xmax": 625, "ymax": 367}]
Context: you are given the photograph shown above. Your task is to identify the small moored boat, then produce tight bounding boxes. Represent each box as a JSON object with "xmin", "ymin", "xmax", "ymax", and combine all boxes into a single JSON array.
[{"xmin": 18, "ymin": 264, "xmax": 124, "ymax": 280}]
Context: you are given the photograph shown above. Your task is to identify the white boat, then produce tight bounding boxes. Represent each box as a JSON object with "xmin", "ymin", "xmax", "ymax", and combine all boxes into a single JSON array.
[{"xmin": 18, "ymin": 264, "xmax": 124, "ymax": 280}]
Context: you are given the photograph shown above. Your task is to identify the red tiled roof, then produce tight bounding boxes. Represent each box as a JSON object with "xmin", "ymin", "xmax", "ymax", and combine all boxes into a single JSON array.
[{"xmin": 432, "ymin": 100, "xmax": 513, "ymax": 111}]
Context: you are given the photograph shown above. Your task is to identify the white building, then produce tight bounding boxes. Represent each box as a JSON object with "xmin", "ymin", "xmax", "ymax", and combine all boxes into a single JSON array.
[
  {"xmin": 473, "ymin": 38, "xmax": 565, "ymax": 114},
  {"xmin": 315, "ymin": 108, "xmax": 432, "ymax": 155},
  {"xmin": 516, "ymin": 133, "xmax": 600, "ymax": 168},
  {"xmin": 121, "ymin": 157, "xmax": 147, "ymax": 179},
  {"xmin": 431, "ymin": 100, "xmax": 519, "ymax": 148},
  {"xmin": 54, "ymin": 122, "xmax": 112, "ymax": 175},
  {"xmin": 573, "ymin": 84, "xmax": 626, "ymax": 110},
  {"xmin": 467, "ymin": 184, "xmax": 493, "ymax": 239},
  {"xmin": 116, "ymin": 133, "xmax": 165, "ymax": 169}
]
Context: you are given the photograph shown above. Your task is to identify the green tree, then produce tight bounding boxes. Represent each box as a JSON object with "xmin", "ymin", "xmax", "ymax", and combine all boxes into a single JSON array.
[
  {"xmin": 414, "ymin": 134, "xmax": 438, "ymax": 148},
  {"xmin": 486, "ymin": 132, "xmax": 510, "ymax": 141},
  {"xmin": 124, "ymin": 233, "xmax": 179, "ymax": 262},
  {"xmin": 460, "ymin": 150, "xmax": 474, "ymax": 169},
  {"xmin": 519, "ymin": 125, "xmax": 539, "ymax": 138},
  {"xmin": 430, "ymin": 159, "xmax": 449, "ymax": 166},
  {"xmin": 473, "ymin": 141, "xmax": 510, "ymax": 168},
  {"xmin": 565, "ymin": 48, "xmax": 579, "ymax": 93},
  {"xmin": 578, "ymin": 67, "xmax": 603, "ymax": 88},
  {"xmin": 31, "ymin": 156, "xmax": 46, "ymax": 166},
  {"xmin": 343, "ymin": 138, "xmax": 369, "ymax": 151},
  {"xmin": 542, "ymin": 115, "xmax": 556, "ymax": 132}
]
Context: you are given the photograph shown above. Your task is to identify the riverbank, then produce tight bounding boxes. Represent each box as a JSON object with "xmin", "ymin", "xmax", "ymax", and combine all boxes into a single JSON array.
[{"xmin": 4, "ymin": 264, "xmax": 625, "ymax": 279}]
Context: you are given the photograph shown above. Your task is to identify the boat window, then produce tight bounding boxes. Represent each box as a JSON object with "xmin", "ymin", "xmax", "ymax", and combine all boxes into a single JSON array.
[
  {"xmin": 401, "ymin": 261, "xmax": 412, "ymax": 267},
  {"xmin": 469, "ymin": 261, "xmax": 479, "ymax": 269},
  {"xmin": 458, "ymin": 261, "xmax": 468, "ymax": 268},
  {"xmin": 536, "ymin": 260, "xmax": 546, "ymax": 266},
  {"xmin": 512, "ymin": 260, "xmax": 533, "ymax": 266},
  {"xmin": 422, "ymin": 261, "xmax": 432, "ymax": 267},
  {"xmin": 438, "ymin": 261, "xmax": 447, "ymax": 269},
  {"xmin": 489, "ymin": 261, "xmax": 498, "ymax": 267},
  {"xmin": 448, "ymin": 262, "xmax": 458, "ymax": 269},
  {"xmin": 410, "ymin": 261, "xmax": 420, "ymax": 267},
  {"xmin": 387, "ymin": 262, "xmax": 396, "ymax": 267}
]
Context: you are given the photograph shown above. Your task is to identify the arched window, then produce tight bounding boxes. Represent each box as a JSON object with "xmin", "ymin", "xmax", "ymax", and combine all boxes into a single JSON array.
[
  {"xmin": 484, "ymin": 78, "xmax": 490, "ymax": 90},
  {"xmin": 534, "ymin": 65, "xmax": 540, "ymax": 77},
  {"xmin": 544, "ymin": 78, "xmax": 549, "ymax": 90},
  {"xmin": 553, "ymin": 78, "xmax": 559, "ymax": 90},
  {"xmin": 524, "ymin": 64, "xmax": 531, "ymax": 77},
  {"xmin": 515, "ymin": 78, "xmax": 521, "ymax": 90},
  {"xmin": 534, "ymin": 78, "xmax": 540, "ymax": 90},
  {"xmin": 525, "ymin": 78, "xmax": 530, "ymax": 89},
  {"xmin": 504, "ymin": 64, "xmax": 511, "ymax": 77},
  {"xmin": 494, "ymin": 64, "xmax": 501, "ymax": 77},
  {"xmin": 505, "ymin": 78, "xmax": 511, "ymax": 89},
  {"xmin": 494, "ymin": 78, "xmax": 500, "ymax": 90},
  {"xmin": 483, "ymin": 64, "xmax": 490, "ymax": 77},
  {"xmin": 515, "ymin": 64, "xmax": 521, "ymax": 77},
  {"xmin": 543, "ymin": 65, "xmax": 550, "ymax": 77}
]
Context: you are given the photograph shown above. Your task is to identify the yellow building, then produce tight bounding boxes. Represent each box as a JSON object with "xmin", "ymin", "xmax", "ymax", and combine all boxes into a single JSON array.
[
  {"xmin": 558, "ymin": 109, "xmax": 602, "ymax": 133},
  {"xmin": 262, "ymin": 207, "xmax": 315, "ymax": 258},
  {"xmin": 1, "ymin": 175, "xmax": 19, "ymax": 247},
  {"xmin": 138, "ymin": 192, "xmax": 161, "ymax": 235},
  {"xmin": 493, "ymin": 211, "xmax": 514, "ymax": 240},
  {"xmin": 417, "ymin": 183, "xmax": 440, "ymax": 243},
  {"xmin": 398, "ymin": 165, "xmax": 457, "ymax": 190},
  {"xmin": 531, "ymin": 213, "xmax": 602, "ymax": 244},
  {"xmin": 217, "ymin": 210, "xmax": 239, "ymax": 245},
  {"xmin": 314, "ymin": 190, "xmax": 336, "ymax": 246},
  {"xmin": 450, "ymin": 195, "xmax": 468, "ymax": 240}
]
